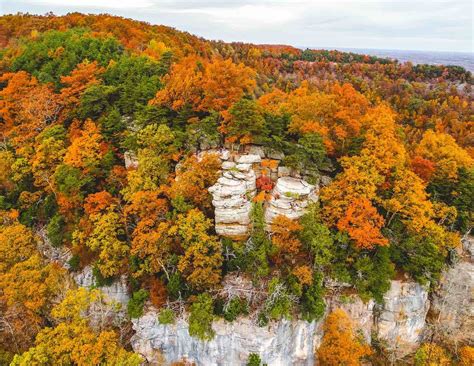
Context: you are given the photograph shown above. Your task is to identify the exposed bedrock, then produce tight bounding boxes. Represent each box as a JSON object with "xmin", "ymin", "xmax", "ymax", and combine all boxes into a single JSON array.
[
  {"xmin": 430, "ymin": 260, "xmax": 474, "ymax": 345},
  {"xmin": 208, "ymin": 157, "xmax": 256, "ymax": 238},
  {"xmin": 132, "ymin": 315, "xmax": 321, "ymax": 366},
  {"xmin": 375, "ymin": 280, "xmax": 430, "ymax": 356},
  {"xmin": 264, "ymin": 176, "xmax": 318, "ymax": 225},
  {"xmin": 131, "ymin": 284, "xmax": 431, "ymax": 365},
  {"xmin": 72, "ymin": 265, "xmax": 130, "ymax": 307}
]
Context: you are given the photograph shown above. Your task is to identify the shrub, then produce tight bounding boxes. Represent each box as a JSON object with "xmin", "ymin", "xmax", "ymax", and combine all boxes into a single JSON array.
[
  {"xmin": 264, "ymin": 278, "xmax": 294, "ymax": 321},
  {"xmin": 223, "ymin": 297, "xmax": 249, "ymax": 322},
  {"xmin": 188, "ymin": 293, "xmax": 215, "ymax": 340},
  {"xmin": 127, "ymin": 289, "xmax": 149, "ymax": 318},
  {"xmin": 301, "ymin": 272, "xmax": 325, "ymax": 321},
  {"xmin": 317, "ymin": 308, "xmax": 372, "ymax": 365},
  {"xmin": 414, "ymin": 343, "xmax": 451, "ymax": 366},
  {"xmin": 92, "ymin": 265, "xmax": 115, "ymax": 287},
  {"xmin": 47, "ymin": 214, "xmax": 65, "ymax": 247},
  {"xmin": 247, "ymin": 353, "xmax": 265, "ymax": 366},
  {"xmin": 247, "ymin": 203, "xmax": 271, "ymax": 278},
  {"xmin": 67, "ymin": 255, "xmax": 80, "ymax": 272},
  {"xmin": 158, "ymin": 308, "xmax": 176, "ymax": 325},
  {"xmin": 390, "ymin": 235, "xmax": 444, "ymax": 285}
]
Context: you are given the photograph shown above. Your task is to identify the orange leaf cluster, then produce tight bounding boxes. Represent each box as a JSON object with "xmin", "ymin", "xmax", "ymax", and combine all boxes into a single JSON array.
[
  {"xmin": 317, "ymin": 308, "xmax": 372, "ymax": 366},
  {"xmin": 337, "ymin": 198, "xmax": 388, "ymax": 249},
  {"xmin": 150, "ymin": 55, "xmax": 256, "ymax": 113}
]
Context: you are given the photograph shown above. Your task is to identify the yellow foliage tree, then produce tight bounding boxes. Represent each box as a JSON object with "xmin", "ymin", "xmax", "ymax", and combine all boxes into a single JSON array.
[
  {"xmin": 414, "ymin": 343, "xmax": 451, "ymax": 366},
  {"xmin": 11, "ymin": 288, "xmax": 142, "ymax": 366},
  {"xmin": 168, "ymin": 153, "xmax": 221, "ymax": 211},
  {"xmin": 173, "ymin": 208, "xmax": 223, "ymax": 290},
  {"xmin": 416, "ymin": 130, "xmax": 473, "ymax": 181},
  {"xmin": 151, "ymin": 55, "xmax": 255, "ymax": 112},
  {"xmin": 75, "ymin": 207, "xmax": 129, "ymax": 278}
]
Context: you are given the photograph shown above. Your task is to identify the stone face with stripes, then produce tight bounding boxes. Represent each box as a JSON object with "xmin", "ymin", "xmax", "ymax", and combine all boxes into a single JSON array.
[
  {"xmin": 264, "ymin": 177, "xmax": 318, "ymax": 225},
  {"xmin": 208, "ymin": 157, "xmax": 257, "ymax": 238}
]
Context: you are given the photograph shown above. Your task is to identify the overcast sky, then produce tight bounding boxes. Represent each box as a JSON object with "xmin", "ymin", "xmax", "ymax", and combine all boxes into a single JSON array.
[{"xmin": 1, "ymin": 0, "xmax": 473, "ymax": 52}]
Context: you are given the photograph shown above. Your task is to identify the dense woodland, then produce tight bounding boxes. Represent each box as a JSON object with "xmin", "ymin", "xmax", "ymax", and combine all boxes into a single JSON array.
[{"xmin": 0, "ymin": 13, "xmax": 473, "ymax": 365}]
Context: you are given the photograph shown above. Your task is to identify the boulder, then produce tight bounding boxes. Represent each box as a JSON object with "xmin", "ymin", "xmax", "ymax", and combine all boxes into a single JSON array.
[
  {"xmin": 222, "ymin": 161, "xmax": 236, "ymax": 170},
  {"xmin": 236, "ymin": 154, "xmax": 262, "ymax": 164},
  {"xmin": 124, "ymin": 151, "xmax": 138, "ymax": 169},
  {"xmin": 265, "ymin": 149, "xmax": 285, "ymax": 160},
  {"xmin": 277, "ymin": 166, "xmax": 291, "ymax": 178},
  {"xmin": 247, "ymin": 145, "xmax": 266, "ymax": 158}
]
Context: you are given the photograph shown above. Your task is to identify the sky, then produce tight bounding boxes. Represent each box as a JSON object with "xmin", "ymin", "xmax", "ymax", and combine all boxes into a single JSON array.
[{"xmin": 1, "ymin": 0, "xmax": 473, "ymax": 53}]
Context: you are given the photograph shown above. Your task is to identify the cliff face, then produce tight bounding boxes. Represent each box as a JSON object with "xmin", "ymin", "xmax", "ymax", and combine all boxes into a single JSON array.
[
  {"xmin": 130, "ymin": 282, "xmax": 433, "ymax": 365},
  {"xmin": 430, "ymin": 260, "xmax": 474, "ymax": 345},
  {"xmin": 375, "ymin": 281, "xmax": 430, "ymax": 355},
  {"xmin": 132, "ymin": 315, "xmax": 321, "ymax": 366}
]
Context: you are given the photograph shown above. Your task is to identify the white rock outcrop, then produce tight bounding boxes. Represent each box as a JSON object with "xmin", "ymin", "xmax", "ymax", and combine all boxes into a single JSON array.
[
  {"xmin": 208, "ymin": 158, "xmax": 257, "ymax": 238},
  {"xmin": 235, "ymin": 154, "xmax": 262, "ymax": 164},
  {"xmin": 124, "ymin": 151, "xmax": 138, "ymax": 169},
  {"xmin": 132, "ymin": 314, "xmax": 322, "ymax": 366},
  {"xmin": 376, "ymin": 280, "xmax": 429, "ymax": 356},
  {"xmin": 73, "ymin": 266, "xmax": 130, "ymax": 307},
  {"xmin": 430, "ymin": 261, "xmax": 474, "ymax": 344},
  {"xmin": 462, "ymin": 235, "xmax": 474, "ymax": 259},
  {"xmin": 265, "ymin": 177, "xmax": 318, "ymax": 224}
]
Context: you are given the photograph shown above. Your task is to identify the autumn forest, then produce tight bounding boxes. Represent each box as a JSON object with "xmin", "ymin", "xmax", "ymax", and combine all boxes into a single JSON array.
[{"xmin": 0, "ymin": 13, "xmax": 473, "ymax": 366}]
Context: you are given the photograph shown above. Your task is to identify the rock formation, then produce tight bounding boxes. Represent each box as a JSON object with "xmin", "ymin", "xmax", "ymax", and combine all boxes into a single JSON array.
[
  {"xmin": 131, "ymin": 279, "xmax": 431, "ymax": 365},
  {"xmin": 327, "ymin": 295, "xmax": 374, "ymax": 343},
  {"xmin": 208, "ymin": 158, "xmax": 257, "ymax": 238},
  {"xmin": 124, "ymin": 151, "xmax": 138, "ymax": 169},
  {"xmin": 376, "ymin": 280, "xmax": 430, "ymax": 356},
  {"xmin": 72, "ymin": 266, "xmax": 130, "ymax": 307},
  {"xmin": 264, "ymin": 177, "xmax": 318, "ymax": 225},
  {"xmin": 430, "ymin": 261, "xmax": 474, "ymax": 345}
]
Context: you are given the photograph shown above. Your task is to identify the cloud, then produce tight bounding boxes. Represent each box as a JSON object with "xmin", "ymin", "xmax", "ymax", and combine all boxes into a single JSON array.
[
  {"xmin": 1, "ymin": 0, "xmax": 472, "ymax": 52},
  {"xmin": 166, "ymin": 4, "xmax": 302, "ymax": 29},
  {"xmin": 28, "ymin": 0, "xmax": 154, "ymax": 9}
]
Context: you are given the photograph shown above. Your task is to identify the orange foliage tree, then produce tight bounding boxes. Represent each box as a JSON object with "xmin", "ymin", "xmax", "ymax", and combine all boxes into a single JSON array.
[
  {"xmin": 317, "ymin": 308, "xmax": 372, "ymax": 366},
  {"xmin": 337, "ymin": 197, "xmax": 388, "ymax": 249},
  {"xmin": 59, "ymin": 60, "xmax": 105, "ymax": 113},
  {"xmin": 125, "ymin": 190, "xmax": 171, "ymax": 278},
  {"xmin": 64, "ymin": 119, "xmax": 105, "ymax": 172},
  {"xmin": 0, "ymin": 71, "xmax": 60, "ymax": 155},
  {"xmin": 150, "ymin": 55, "xmax": 255, "ymax": 112},
  {"xmin": 168, "ymin": 153, "xmax": 221, "ymax": 211},
  {"xmin": 259, "ymin": 82, "xmax": 369, "ymax": 156},
  {"xmin": 271, "ymin": 215, "xmax": 303, "ymax": 263}
]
